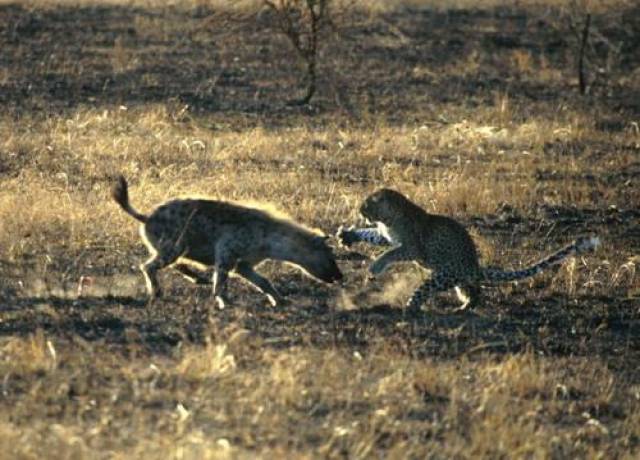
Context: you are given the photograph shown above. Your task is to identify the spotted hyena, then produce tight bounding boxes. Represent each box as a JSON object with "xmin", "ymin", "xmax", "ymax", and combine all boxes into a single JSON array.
[{"xmin": 112, "ymin": 176, "xmax": 343, "ymax": 307}]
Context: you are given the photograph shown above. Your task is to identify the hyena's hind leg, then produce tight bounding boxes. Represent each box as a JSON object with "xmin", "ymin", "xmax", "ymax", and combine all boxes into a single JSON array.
[
  {"xmin": 174, "ymin": 263, "xmax": 212, "ymax": 285},
  {"xmin": 141, "ymin": 248, "xmax": 182, "ymax": 301},
  {"xmin": 235, "ymin": 261, "xmax": 285, "ymax": 307}
]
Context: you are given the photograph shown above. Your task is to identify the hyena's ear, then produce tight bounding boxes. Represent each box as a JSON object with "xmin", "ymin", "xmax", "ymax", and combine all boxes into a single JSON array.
[
  {"xmin": 369, "ymin": 190, "xmax": 384, "ymax": 203},
  {"xmin": 312, "ymin": 235, "xmax": 330, "ymax": 247}
]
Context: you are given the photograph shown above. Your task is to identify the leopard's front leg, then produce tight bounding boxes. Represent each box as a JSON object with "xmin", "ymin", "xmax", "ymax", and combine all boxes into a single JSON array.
[{"xmin": 369, "ymin": 246, "xmax": 412, "ymax": 276}]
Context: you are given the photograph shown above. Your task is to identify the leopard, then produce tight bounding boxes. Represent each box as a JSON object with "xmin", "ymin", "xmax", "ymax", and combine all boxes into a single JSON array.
[
  {"xmin": 112, "ymin": 176, "xmax": 342, "ymax": 308},
  {"xmin": 337, "ymin": 188, "xmax": 599, "ymax": 312}
]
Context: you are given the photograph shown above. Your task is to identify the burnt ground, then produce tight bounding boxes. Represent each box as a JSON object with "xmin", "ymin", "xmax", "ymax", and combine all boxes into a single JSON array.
[
  {"xmin": 2, "ymin": 199, "xmax": 639, "ymax": 371},
  {"xmin": 0, "ymin": 2, "xmax": 639, "ymax": 120},
  {"xmin": 1, "ymin": 1, "xmax": 640, "ymax": 456}
]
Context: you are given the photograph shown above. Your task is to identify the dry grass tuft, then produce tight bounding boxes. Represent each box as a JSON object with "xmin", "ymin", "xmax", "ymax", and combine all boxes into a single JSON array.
[
  {"xmin": 176, "ymin": 341, "xmax": 237, "ymax": 381},
  {"xmin": 0, "ymin": 329, "xmax": 57, "ymax": 376}
]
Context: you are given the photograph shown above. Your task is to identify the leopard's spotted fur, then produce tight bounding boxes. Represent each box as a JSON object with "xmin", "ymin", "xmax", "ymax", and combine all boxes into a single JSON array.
[{"xmin": 338, "ymin": 189, "xmax": 599, "ymax": 311}]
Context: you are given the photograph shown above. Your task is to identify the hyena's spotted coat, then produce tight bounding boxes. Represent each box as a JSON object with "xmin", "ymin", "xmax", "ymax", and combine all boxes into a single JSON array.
[{"xmin": 112, "ymin": 176, "xmax": 342, "ymax": 307}]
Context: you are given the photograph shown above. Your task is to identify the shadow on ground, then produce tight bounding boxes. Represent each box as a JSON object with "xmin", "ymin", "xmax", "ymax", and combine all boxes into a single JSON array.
[{"xmin": 2, "ymin": 281, "xmax": 638, "ymax": 377}]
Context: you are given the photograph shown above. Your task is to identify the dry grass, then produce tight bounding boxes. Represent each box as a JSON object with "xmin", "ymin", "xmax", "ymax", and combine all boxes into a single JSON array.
[
  {"xmin": 0, "ymin": 0, "xmax": 639, "ymax": 458},
  {"xmin": 0, "ymin": 331, "xmax": 636, "ymax": 458}
]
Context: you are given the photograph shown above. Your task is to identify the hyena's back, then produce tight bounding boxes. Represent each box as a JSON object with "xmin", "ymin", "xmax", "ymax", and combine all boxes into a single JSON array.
[{"xmin": 143, "ymin": 199, "xmax": 279, "ymax": 266}]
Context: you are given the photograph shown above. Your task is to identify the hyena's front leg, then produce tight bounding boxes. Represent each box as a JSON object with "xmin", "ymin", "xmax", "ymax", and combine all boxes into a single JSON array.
[
  {"xmin": 212, "ymin": 268, "xmax": 231, "ymax": 309},
  {"xmin": 211, "ymin": 249, "xmax": 236, "ymax": 310},
  {"xmin": 236, "ymin": 261, "xmax": 285, "ymax": 307},
  {"xmin": 369, "ymin": 246, "xmax": 411, "ymax": 275}
]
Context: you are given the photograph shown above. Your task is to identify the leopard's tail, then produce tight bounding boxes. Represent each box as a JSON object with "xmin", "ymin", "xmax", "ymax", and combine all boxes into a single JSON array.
[
  {"xmin": 480, "ymin": 236, "xmax": 600, "ymax": 283},
  {"xmin": 111, "ymin": 175, "xmax": 148, "ymax": 223}
]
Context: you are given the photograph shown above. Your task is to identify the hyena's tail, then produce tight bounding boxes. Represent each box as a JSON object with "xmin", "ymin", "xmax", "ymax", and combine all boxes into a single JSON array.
[
  {"xmin": 111, "ymin": 175, "xmax": 148, "ymax": 223},
  {"xmin": 481, "ymin": 236, "xmax": 600, "ymax": 283}
]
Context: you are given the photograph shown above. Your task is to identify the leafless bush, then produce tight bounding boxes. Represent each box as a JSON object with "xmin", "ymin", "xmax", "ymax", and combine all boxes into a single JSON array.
[
  {"xmin": 263, "ymin": 0, "xmax": 335, "ymax": 105},
  {"xmin": 564, "ymin": 0, "xmax": 626, "ymax": 95}
]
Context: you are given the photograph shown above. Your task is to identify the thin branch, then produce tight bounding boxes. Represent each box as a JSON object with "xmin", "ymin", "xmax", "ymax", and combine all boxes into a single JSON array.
[
  {"xmin": 262, "ymin": 0, "xmax": 332, "ymax": 105},
  {"xmin": 578, "ymin": 13, "xmax": 591, "ymax": 95}
]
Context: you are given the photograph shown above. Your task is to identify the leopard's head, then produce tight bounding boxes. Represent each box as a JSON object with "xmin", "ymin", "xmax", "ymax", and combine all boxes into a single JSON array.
[{"xmin": 359, "ymin": 188, "xmax": 409, "ymax": 224}]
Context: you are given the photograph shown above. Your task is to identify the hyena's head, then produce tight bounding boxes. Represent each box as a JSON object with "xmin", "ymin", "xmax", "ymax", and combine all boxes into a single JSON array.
[
  {"xmin": 299, "ymin": 235, "xmax": 343, "ymax": 284},
  {"xmin": 360, "ymin": 188, "xmax": 409, "ymax": 224}
]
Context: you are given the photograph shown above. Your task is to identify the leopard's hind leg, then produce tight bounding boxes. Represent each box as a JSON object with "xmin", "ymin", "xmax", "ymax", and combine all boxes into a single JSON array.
[{"xmin": 406, "ymin": 271, "xmax": 457, "ymax": 312}]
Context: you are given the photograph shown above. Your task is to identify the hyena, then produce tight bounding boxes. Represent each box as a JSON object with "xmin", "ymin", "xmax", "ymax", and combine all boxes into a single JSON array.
[{"xmin": 112, "ymin": 176, "xmax": 343, "ymax": 307}]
